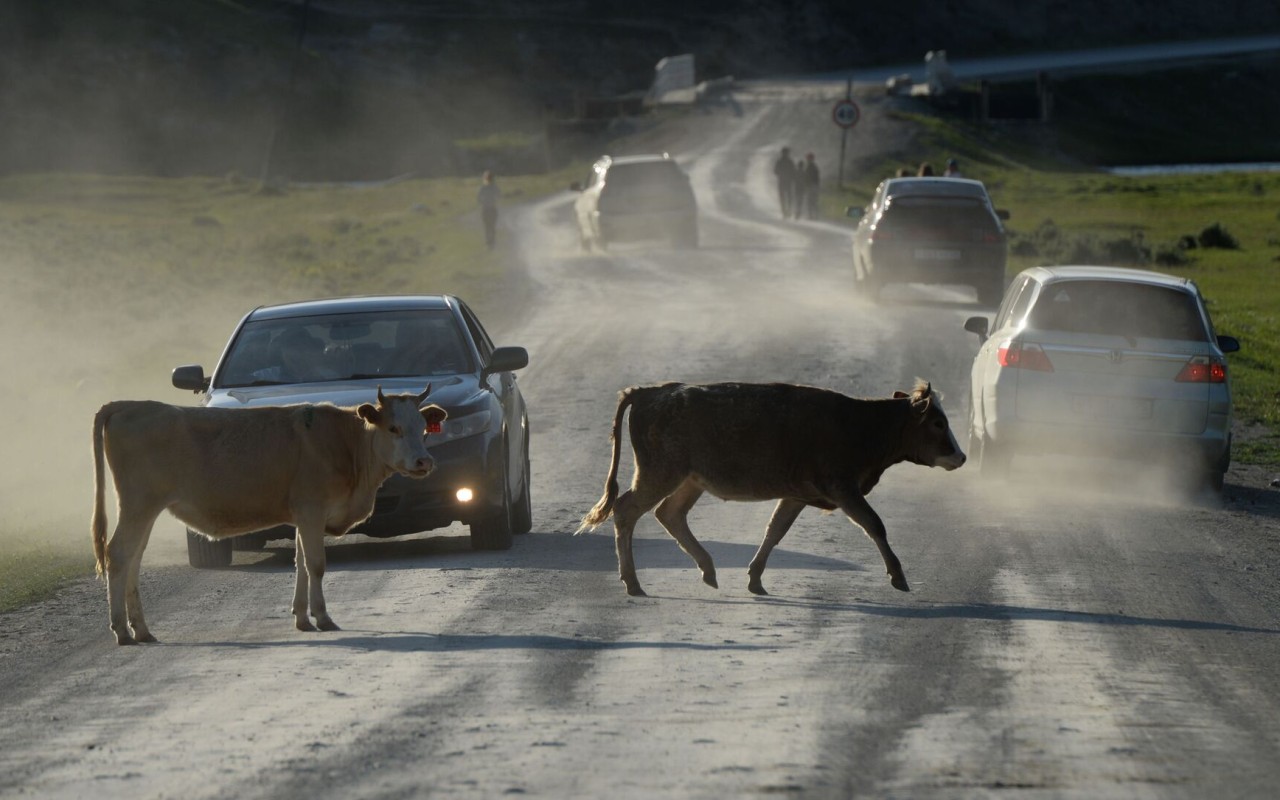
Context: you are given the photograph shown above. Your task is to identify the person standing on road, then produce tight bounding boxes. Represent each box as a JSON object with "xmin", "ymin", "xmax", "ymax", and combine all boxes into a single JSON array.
[
  {"xmin": 944, "ymin": 158, "xmax": 962, "ymax": 177},
  {"xmin": 917, "ymin": 162, "xmax": 935, "ymax": 177},
  {"xmin": 773, "ymin": 146, "xmax": 796, "ymax": 218},
  {"xmin": 801, "ymin": 152, "xmax": 820, "ymax": 219},
  {"xmin": 477, "ymin": 170, "xmax": 500, "ymax": 250}
]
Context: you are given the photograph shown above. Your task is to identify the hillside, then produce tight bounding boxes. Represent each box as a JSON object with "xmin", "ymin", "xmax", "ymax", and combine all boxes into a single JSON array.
[{"xmin": 3, "ymin": 0, "xmax": 1279, "ymax": 179}]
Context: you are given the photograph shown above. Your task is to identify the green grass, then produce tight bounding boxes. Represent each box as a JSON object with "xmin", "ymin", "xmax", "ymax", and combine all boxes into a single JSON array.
[
  {"xmin": 829, "ymin": 108, "xmax": 1280, "ymax": 464},
  {"xmin": 0, "ymin": 537, "xmax": 97, "ymax": 613}
]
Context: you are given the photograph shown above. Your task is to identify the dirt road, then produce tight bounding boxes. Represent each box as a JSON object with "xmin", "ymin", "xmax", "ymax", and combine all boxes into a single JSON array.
[{"xmin": 2, "ymin": 86, "xmax": 1279, "ymax": 799}]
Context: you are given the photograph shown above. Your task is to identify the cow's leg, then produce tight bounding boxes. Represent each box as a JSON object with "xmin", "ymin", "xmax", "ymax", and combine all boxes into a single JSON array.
[
  {"xmin": 105, "ymin": 505, "xmax": 159, "ymax": 645},
  {"xmin": 747, "ymin": 498, "xmax": 806, "ymax": 596},
  {"xmin": 123, "ymin": 515, "xmax": 160, "ymax": 643},
  {"xmin": 838, "ymin": 494, "xmax": 909, "ymax": 592},
  {"xmin": 611, "ymin": 471, "xmax": 684, "ymax": 597},
  {"xmin": 654, "ymin": 479, "xmax": 716, "ymax": 589},
  {"xmin": 292, "ymin": 522, "xmax": 338, "ymax": 631}
]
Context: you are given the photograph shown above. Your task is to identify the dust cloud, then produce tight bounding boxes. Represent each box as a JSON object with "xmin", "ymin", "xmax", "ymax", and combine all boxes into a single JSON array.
[{"xmin": 0, "ymin": 247, "xmax": 257, "ymax": 556}]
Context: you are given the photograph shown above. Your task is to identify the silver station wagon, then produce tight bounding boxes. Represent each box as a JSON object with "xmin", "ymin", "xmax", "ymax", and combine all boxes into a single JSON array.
[{"xmin": 963, "ymin": 266, "xmax": 1240, "ymax": 493}]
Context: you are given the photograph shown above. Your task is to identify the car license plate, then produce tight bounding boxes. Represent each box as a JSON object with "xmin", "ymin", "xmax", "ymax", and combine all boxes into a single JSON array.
[
  {"xmin": 914, "ymin": 248, "xmax": 961, "ymax": 261},
  {"xmin": 1071, "ymin": 394, "xmax": 1153, "ymax": 420}
]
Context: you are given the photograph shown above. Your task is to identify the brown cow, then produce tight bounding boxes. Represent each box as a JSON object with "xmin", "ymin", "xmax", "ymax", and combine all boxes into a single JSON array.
[
  {"xmin": 91, "ymin": 387, "xmax": 447, "ymax": 645},
  {"xmin": 577, "ymin": 380, "xmax": 964, "ymax": 597}
]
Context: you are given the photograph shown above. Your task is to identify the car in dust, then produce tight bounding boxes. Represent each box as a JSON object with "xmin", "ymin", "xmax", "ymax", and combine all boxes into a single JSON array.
[
  {"xmin": 171, "ymin": 294, "xmax": 532, "ymax": 567},
  {"xmin": 847, "ymin": 176, "xmax": 1009, "ymax": 304},
  {"xmin": 962, "ymin": 266, "xmax": 1240, "ymax": 493},
  {"xmin": 570, "ymin": 153, "xmax": 698, "ymax": 250}
]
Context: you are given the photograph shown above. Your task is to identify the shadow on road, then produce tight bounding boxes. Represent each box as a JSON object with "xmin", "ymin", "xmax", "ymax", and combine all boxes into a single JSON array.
[
  {"xmin": 180, "ymin": 631, "xmax": 775, "ymax": 654},
  {"xmin": 234, "ymin": 531, "xmax": 861, "ymax": 575},
  {"xmin": 752, "ymin": 596, "xmax": 1280, "ymax": 635}
]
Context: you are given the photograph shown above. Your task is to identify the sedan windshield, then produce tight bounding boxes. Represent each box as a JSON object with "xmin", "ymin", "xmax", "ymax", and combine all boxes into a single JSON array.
[{"xmin": 217, "ymin": 309, "xmax": 473, "ymax": 388}]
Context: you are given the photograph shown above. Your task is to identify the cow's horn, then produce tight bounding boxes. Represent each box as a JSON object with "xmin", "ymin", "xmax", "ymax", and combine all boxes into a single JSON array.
[
  {"xmin": 377, "ymin": 385, "xmax": 388, "ymax": 406},
  {"xmin": 416, "ymin": 383, "xmax": 433, "ymax": 405}
]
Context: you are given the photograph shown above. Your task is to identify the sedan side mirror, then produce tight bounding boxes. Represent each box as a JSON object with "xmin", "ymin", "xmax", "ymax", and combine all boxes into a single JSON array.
[
  {"xmin": 1217, "ymin": 335, "xmax": 1240, "ymax": 354},
  {"xmin": 845, "ymin": 206, "xmax": 864, "ymax": 220},
  {"xmin": 484, "ymin": 346, "xmax": 529, "ymax": 378},
  {"xmin": 963, "ymin": 316, "xmax": 990, "ymax": 342},
  {"xmin": 996, "ymin": 209, "xmax": 1011, "ymax": 221},
  {"xmin": 172, "ymin": 364, "xmax": 210, "ymax": 393}
]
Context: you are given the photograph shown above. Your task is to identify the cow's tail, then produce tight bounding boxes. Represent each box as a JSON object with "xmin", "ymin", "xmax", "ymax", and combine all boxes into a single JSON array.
[
  {"xmin": 91, "ymin": 403, "xmax": 116, "ymax": 578},
  {"xmin": 576, "ymin": 388, "xmax": 636, "ymax": 534}
]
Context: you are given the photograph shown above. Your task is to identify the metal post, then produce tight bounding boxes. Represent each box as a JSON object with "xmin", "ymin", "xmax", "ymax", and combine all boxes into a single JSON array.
[{"xmin": 837, "ymin": 77, "xmax": 851, "ymax": 189}]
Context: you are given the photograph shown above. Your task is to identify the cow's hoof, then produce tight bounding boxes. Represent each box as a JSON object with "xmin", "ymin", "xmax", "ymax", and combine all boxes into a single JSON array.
[
  {"xmin": 114, "ymin": 634, "xmax": 137, "ymax": 646},
  {"xmin": 317, "ymin": 618, "xmax": 341, "ymax": 632},
  {"xmin": 295, "ymin": 617, "xmax": 318, "ymax": 632},
  {"xmin": 134, "ymin": 631, "xmax": 158, "ymax": 644},
  {"xmin": 702, "ymin": 571, "xmax": 718, "ymax": 589},
  {"xmin": 890, "ymin": 574, "xmax": 910, "ymax": 592},
  {"xmin": 624, "ymin": 584, "xmax": 647, "ymax": 597},
  {"xmin": 747, "ymin": 580, "xmax": 768, "ymax": 596}
]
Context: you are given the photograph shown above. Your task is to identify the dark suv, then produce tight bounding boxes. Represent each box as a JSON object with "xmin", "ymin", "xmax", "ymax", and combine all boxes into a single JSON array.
[
  {"xmin": 571, "ymin": 153, "xmax": 698, "ymax": 250},
  {"xmin": 848, "ymin": 177, "xmax": 1010, "ymax": 305}
]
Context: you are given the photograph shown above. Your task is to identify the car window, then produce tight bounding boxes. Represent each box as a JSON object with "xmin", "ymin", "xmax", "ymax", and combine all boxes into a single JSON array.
[
  {"xmin": 872, "ymin": 181, "xmax": 887, "ymax": 209},
  {"xmin": 1004, "ymin": 278, "xmax": 1038, "ymax": 328},
  {"xmin": 879, "ymin": 198, "xmax": 998, "ymax": 229},
  {"xmin": 217, "ymin": 309, "xmax": 473, "ymax": 387},
  {"xmin": 458, "ymin": 303, "xmax": 495, "ymax": 363},
  {"xmin": 605, "ymin": 162, "xmax": 687, "ymax": 191},
  {"xmin": 1026, "ymin": 280, "xmax": 1208, "ymax": 341},
  {"xmin": 994, "ymin": 276, "xmax": 1031, "ymax": 329}
]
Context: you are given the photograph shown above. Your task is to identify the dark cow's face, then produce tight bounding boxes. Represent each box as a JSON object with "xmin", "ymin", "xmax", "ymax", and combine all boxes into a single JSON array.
[
  {"xmin": 895, "ymin": 381, "xmax": 966, "ymax": 470},
  {"xmin": 358, "ymin": 385, "xmax": 449, "ymax": 478}
]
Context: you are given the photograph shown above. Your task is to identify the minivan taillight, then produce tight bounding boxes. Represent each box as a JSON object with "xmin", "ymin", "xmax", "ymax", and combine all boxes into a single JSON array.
[
  {"xmin": 997, "ymin": 340, "xmax": 1053, "ymax": 371},
  {"xmin": 1175, "ymin": 355, "xmax": 1227, "ymax": 383}
]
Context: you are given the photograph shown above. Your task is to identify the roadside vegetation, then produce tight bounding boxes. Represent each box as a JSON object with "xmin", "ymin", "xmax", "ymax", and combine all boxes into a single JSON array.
[{"xmin": 832, "ymin": 104, "xmax": 1280, "ymax": 466}]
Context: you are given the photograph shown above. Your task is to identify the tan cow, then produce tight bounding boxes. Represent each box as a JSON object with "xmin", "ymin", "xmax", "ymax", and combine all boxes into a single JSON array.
[
  {"xmin": 578, "ymin": 380, "xmax": 965, "ymax": 597},
  {"xmin": 91, "ymin": 386, "xmax": 447, "ymax": 645}
]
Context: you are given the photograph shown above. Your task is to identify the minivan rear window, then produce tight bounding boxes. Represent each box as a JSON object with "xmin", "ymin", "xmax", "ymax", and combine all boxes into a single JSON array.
[
  {"xmin": 1026, "ymin": 280, "xmax": 1207, "ymax": 341},
  {"xmin": 606, "ymin": 162, "xmax": 687, "ymax": 189}
]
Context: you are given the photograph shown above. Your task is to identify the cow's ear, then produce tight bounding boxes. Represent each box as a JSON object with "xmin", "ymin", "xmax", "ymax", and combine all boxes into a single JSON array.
[
  {"xmin": 893, "ymin": 391, "xmax": 909, "ymax": 399},
  {"xmin": 357, "ymin": 403, "xmax": 383, "ymax": 426},
  {"xmin": 421, "ymin": 404, "xmax": 448, "ymax": 426}
]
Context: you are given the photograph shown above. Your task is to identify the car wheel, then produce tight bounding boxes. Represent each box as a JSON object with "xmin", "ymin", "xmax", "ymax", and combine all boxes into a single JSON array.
[
  {"xmin": 969, "ymin": 404, "xmax": 1011, "ymax": 479},
  {"xmin": 855, "ymin": 256, "xmax": 882, "ymax": 299},
  {"xmin": 512, "ymin": 429, "xmax": 533, "ymax": 536},
  {"xmin": 470, "ymin": 459, "xmax": 514, "ymax": 551},
  {"xmin": 187, "ymin": 527, "xmax": 232, "ymax": 569},
  {"xmin": 232, "ymin": 532, "xmax": 268, "ymax": 551},
  {"xmin": 977, "ymin": 434, "xmax": 1012, "ymax": 479}
]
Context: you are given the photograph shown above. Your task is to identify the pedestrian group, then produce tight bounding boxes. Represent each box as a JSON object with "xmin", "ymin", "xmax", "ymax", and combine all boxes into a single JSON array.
[{"xmin": 773, "ymin": 147, "xmax": 820, "ymax": 220}]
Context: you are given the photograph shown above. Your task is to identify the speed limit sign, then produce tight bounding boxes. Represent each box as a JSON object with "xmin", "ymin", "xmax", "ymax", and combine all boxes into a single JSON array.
[{"xmin": 832, "ymin": 99, "xmax": 860, "ymax": 129}]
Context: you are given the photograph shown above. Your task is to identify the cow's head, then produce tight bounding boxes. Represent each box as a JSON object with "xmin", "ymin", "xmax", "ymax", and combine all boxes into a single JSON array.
[
  {"xmin": 357, "ymin": 385, "xmax": 449, "ymax": 478},
  {"xmin": 894, "ymin": 380, "xmax": 966, "ymax": 470}
]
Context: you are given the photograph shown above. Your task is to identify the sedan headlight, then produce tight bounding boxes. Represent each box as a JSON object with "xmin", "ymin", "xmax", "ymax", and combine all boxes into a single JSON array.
[{"xmin": 430, "ymin": 409, "xmax": 492, "ymax": 445}]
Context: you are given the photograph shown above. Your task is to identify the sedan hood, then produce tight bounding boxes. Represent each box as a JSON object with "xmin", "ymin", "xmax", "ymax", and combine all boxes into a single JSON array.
[{"xmin": 206, "ymin": 375, "xmax": 483, "ymax": 411}]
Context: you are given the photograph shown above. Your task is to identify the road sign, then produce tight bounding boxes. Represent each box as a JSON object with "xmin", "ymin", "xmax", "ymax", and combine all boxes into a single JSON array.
[{"xmin": 832, "ymin": 99, "xmax": 860, "ymax": 129}]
